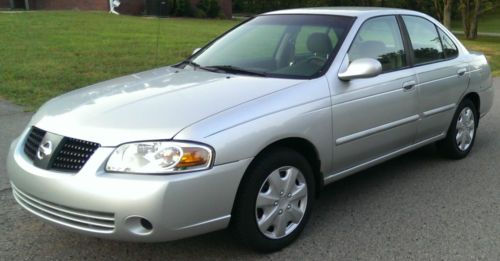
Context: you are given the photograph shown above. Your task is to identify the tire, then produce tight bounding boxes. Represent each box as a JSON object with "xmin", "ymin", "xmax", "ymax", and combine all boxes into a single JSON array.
[
  {"xmin": 437, "ymin": 99, "xmax": 478, "ymax": 159},
  {"xmin": 231, "ymin": 147, "xmax": 315, "ymax": 252}
]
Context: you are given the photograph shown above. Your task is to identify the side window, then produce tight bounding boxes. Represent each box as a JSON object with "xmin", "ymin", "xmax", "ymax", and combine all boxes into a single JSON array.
[
  {"xmin": 348, "ymin": 16, "xmax": 407, "ymax": 72},
  {"xmin": 438, "ymin": 29, "xmax": 459, "ymax": 58},
  {"xmin": 402, "ymin": 16, "xmax": 444, "ymax": 64}
]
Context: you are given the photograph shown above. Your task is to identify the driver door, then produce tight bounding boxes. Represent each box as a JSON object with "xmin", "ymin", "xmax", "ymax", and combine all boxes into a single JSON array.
[{"xmin": 330, "ymin": 15, "xmax": 419, "ymax": 174}]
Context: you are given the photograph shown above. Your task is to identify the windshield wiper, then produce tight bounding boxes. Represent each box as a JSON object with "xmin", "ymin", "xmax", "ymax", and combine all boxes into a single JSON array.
[
  {"xmin": 177, "ymin": 60, "xmax": 218, "ymax": 73},
  {"xmin": 204, "ymin": 65, "xmax": 268, "ymax": 77}
]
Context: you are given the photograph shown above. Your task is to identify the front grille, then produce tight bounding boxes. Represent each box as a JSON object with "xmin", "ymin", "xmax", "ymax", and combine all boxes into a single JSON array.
[
  {"xmin": 23, "ymin": 127, "xmax": 100, "ymax": 173},
  {"xmin": 23, "ymin": 127, "xmax": 46, "ymax": 161},
  {"xmin": 12, "ymin": 184, "xmax": 115, "ymax": 233},
  {"xmin": 51, "ymin": 137, "xmax": 100, "ymax": 172}
]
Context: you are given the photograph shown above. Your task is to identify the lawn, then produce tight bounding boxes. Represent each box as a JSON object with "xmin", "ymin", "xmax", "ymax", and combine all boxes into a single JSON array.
[
  {"xmin": 452, "ymin": 8, "xmax": 500, "ymax": 33},
  {"xmin": 0, "ymin": 11, "xmax": 238, "ymax": 110},
  {"xmin": 458, "ymin": 36, "xmax": 500, "ymax": 77},
  {"xmin": 0, "ymin": 11, "xmax": 498, "ymax": 111}
]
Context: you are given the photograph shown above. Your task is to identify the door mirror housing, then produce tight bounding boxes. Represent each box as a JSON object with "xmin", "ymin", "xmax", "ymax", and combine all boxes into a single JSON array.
[
  {"xmin": 192, "ymin": 48, "xmax": 201, "ymax": 55},
  {"xmin": 338, "ymin": 58, "xmax": 382, "ymax": 81}
]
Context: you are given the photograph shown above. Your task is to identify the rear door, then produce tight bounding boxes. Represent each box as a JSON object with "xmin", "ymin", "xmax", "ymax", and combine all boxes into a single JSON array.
[{"xmin": 401, "ymin": 16, "xmax": 469, "ymax": 142}]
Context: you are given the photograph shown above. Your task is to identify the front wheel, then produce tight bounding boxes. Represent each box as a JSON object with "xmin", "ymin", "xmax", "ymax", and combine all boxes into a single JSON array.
[
  {"xmin": 231, "ymin": 148, "xmax": 315, "ymax": 252},
  {"xmin": 437, "ymin": 99, "xmax": 478, "ymax": 159}
]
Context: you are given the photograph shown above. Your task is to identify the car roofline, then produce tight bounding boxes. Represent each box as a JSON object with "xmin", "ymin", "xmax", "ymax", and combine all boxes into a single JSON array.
[{"xmin": 263, "ymin": 7, "xmax": 424, "ymax": 19}]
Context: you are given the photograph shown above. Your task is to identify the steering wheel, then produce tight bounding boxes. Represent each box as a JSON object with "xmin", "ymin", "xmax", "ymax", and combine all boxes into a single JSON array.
[{"xmin": 305, "ymin": 55, "xmax": 327, "ymax": 65}]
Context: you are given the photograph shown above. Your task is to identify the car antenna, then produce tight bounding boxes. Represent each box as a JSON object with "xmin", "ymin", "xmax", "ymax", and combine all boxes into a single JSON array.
[{"xmin": 155, "ymin": 12, "xmax": 161, "ymax": 67}]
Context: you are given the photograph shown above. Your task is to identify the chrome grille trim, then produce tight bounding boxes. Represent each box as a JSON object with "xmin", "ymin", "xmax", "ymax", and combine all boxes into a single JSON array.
[
  {"xmin": 23, "ymin": 127, "xmax": 46, "ymax": 161},
  {"xmin": 22, "ymin": 127, "xmax": 101, "ymax": 173},
  {"xmin": 12, "ymin": 184, "xmax": 115, "ymax": 233}
]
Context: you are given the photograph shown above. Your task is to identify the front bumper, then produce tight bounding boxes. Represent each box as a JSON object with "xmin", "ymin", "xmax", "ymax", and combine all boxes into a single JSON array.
[{"xmin": 7, "ymin": 132, "xmax": 251, "ymax": 242}]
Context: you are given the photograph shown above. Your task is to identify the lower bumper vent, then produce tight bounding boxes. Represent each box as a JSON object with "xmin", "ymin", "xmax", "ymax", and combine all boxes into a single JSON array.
[{"xmin": 12, "ymin": 184, "xmax": 115, "ymax": 233}]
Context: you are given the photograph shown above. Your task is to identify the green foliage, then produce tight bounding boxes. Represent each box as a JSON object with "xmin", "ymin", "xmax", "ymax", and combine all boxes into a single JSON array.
[
  {"xmin": 197, "ymin": 0, "xmax": 221, "ymax": 18},
  {"xmin": 232, "ymin": 0, "xmax": 440, "ymax": 18},
  {"xmin": 173, "ymin": 0, "xmax": 192, "ymax": 17},
  {"xmin": 192, "ymin": 7, "xmax": 208, "ymax": 18}
]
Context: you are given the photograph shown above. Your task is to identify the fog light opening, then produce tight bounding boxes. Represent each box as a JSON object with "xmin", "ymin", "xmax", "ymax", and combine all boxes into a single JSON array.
[
  {"xmin": 140, "ymin": 218, "xmax": 153, "ymax": 231},
  {"xmin": 125, "ymin": 216, "xmax": 154, "ymax": 235}
]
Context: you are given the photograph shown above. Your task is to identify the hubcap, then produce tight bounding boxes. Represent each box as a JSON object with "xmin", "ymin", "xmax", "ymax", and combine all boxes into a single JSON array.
[
  {"xmin": 255, "ymin": 166, "xmax": 308, "ymax": 239},
  {"xmin": 455, "ymin": 107, "xmax": 475, "ymax": 151}
]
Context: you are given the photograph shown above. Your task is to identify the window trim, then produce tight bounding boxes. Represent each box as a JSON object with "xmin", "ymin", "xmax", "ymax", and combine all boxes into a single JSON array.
[
  {"xmin": 399, "ymin": 14, "xmax": 460, "ymax": 68},
  {"xmin": 437, "ymin": 27, "xmax": 459, "ymax": 59},
  {"xmin": 345, "ymin": 15, "xmax": 412, "ymax": 75}
]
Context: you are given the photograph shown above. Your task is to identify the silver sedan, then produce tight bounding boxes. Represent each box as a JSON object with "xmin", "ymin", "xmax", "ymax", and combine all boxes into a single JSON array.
[{"xmin": 7, "ymin": 7, "xmax": 494, "ymax": 252}]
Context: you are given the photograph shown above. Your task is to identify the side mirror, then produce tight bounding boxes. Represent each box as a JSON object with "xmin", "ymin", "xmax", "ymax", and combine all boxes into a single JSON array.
[
  {"xmin": 338, "ymin": 58, "xmax": 382, "ymax": 81},
  {"xmin": 192, "ymin": 48, "xmax": 201, "ymax": 55}
]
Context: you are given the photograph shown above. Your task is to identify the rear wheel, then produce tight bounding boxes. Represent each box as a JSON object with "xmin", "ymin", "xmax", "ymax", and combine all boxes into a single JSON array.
[
  {"xmin": 231, "ymin": 148, "xmax": 315, "ymax": 252},
  {"xmin": 437, "ymin": 99, "xmax": 478, "ymax": 159}
]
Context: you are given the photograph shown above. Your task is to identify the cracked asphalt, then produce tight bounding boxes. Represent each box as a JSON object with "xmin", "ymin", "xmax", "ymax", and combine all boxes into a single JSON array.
[{"xmin": 1, "ymin": 79, "xmax": 499, "ymax": 260}]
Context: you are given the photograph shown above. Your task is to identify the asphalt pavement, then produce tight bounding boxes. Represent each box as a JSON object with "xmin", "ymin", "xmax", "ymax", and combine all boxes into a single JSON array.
[{"xmin": 1, "ymin": 79, "xmax": 499, "ymax": 260}]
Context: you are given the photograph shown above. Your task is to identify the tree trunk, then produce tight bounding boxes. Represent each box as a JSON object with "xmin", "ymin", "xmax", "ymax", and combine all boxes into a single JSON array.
[
  {"xmin": 434, "ymin": 0, "xmax": 443, "ymax": 23},
  {"xmin": 461, "ymin": 0, "xmax": 471, "ymax": 38},
  {"xmin": 443, "ymin": 0, "xmax": 453, "ymax": 29},
  {"xmin": 467, "ymin": 0, "xmax": 481, "ymax": 39}
]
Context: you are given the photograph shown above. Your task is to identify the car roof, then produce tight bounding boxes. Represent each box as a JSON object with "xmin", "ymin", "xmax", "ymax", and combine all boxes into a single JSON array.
[{"xmin": 264, "ymin": 7, "xmax": 423, "ymax": 18}]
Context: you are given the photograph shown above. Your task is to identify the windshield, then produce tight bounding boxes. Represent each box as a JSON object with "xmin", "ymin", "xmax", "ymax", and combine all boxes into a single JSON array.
[{"xmin": 189, "ymin": 15, "xmax": 355, "ymax": 79}]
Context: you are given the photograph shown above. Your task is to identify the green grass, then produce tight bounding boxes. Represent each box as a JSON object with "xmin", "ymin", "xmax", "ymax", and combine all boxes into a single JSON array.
[
  {"xmin": 0, "ymin": 11, "xmax": 238, "ymax": 110},
  {"xmin": 458, "ymin": 35, "xmax": 500, "ymax": 76},
  {"xmin": 452, "ymin": 8, "xmax": 500, "ymax": 33},
  {"xmin": 0, "ymin": 11, "xmax": 498, "ymax": 111}
]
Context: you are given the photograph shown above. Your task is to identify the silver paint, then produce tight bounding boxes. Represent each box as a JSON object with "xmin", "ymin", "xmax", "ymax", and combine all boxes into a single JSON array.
[
  {"xmin": 255, "ymin": 166, "xmax": 307, "ymax": 239},
  {"xmin": 456, "ymin": 107, "xmax": 475, "ymax": 151},
  {"xmin": 7, "ymin": 7, "xmax": 494, "ymax": 242}
]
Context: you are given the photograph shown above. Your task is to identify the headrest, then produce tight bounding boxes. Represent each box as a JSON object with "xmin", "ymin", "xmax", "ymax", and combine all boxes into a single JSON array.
[{"xmin": 307, "ymin": 33, "xmax": 333, "ymax": 55}]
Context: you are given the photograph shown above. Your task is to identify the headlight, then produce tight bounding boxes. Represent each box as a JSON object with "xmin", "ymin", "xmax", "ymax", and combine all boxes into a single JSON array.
[{"xmin": 106, "ymin": 141, "xmax": 213, "ymax": 174}]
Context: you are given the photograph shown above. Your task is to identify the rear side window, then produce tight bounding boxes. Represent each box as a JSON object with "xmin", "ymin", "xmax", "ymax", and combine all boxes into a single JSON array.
[
  {"xmin": 438, "ymin": 29, "xmax": 459, "ymax": 58},
  {"xmin": 402, "ymin": 16, "xmax": 444, "ymax": 64},
  {"xmin": 348, "ymin": 16, "xmax": 407, "ymax": 72}
]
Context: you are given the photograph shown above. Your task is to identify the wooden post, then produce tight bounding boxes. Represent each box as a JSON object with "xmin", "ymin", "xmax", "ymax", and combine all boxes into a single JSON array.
[{"xmin": 24, "ymin": 0, "xmax": 29, "ymax": 10}]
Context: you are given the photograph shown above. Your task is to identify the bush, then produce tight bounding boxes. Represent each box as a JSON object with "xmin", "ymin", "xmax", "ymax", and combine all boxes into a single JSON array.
[
  {"xmin": 206, "ymin": 0, "xmax": 221, "ymax": 18},
  {"xmin": 174, "ymin": 0, "xmax": 192, "ymax": 17},
  {"xmin": 192, "ymin": 7, "xmax": 207, "ymax": 18},
  {"xmin": 198, "ymin": 0, "xmax": 221, "ymax": 18}
]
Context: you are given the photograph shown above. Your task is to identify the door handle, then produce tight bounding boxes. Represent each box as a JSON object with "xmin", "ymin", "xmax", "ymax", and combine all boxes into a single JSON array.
[
  {"xmin": 402, "ymin": 81, "xmax": 416, "ymax": 91},
  {"xmin": 457, "ymin": 68, "xmax": 467, "ymax": 76}
]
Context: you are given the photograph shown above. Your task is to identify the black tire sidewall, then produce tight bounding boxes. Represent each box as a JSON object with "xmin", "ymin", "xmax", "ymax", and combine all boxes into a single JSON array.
[
  {"xmin": 231, "ymin": 147, "xmax": 315, "ymax": 252},
  {"xmin": 441, "ymin": 99, "xmax": 478, "ymax": 158}
]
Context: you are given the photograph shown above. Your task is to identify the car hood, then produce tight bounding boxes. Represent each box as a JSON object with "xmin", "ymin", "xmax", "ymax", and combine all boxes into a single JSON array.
[{"xmin": 31, "ymin": 66, "xmax": 304, "ymax": 146}]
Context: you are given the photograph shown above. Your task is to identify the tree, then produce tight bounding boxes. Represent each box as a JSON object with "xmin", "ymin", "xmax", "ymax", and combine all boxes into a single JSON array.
[
  {"xmin": 432, "ymin": 0, "xmax": 454, "ymax": 29},
  {"xmin": 443, "ymin": 0, "xmax": 454, "ymax": 28},
  {"xmin": 459, "ymin": 0, "xmax": 496, "ymax": 39}
]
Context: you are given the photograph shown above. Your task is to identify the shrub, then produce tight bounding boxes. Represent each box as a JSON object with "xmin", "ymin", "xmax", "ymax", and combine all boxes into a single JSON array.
[
  {"xmin": 192, "ymin": 7, "xmax": 208, "ymax": 18},
  {"xmin": 198, "ymin": 0, "xmax": 221, "ymax": 18},
  {"xmin": 174, "ymin": 0, "xmax": 192, "ymax": 17}
]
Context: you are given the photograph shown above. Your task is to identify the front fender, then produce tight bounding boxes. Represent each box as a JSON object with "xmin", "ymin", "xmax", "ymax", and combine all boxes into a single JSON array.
[{"xmin": 174, "ymin": 77, "xmax": 334, "ymax": 175}]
